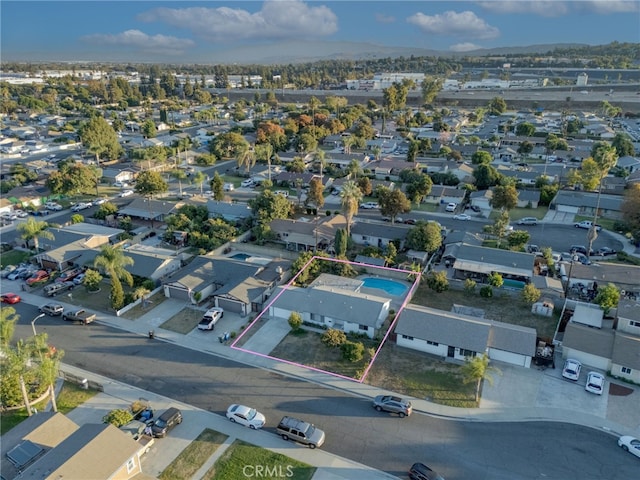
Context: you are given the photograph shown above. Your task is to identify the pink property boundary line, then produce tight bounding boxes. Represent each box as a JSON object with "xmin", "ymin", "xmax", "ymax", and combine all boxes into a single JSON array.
[{"xmin": 231, "ymin": 256, "xmax": 422, "ymax": 383}]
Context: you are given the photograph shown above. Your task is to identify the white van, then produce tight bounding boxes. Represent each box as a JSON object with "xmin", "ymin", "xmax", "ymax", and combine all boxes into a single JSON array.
[
  {"xmin": 241, "ymin": 179, "xmax": 255, "ymax": 188},
  {"xmin": 223, "ymin": 183, "xmax": 235, "ymax": 192}
]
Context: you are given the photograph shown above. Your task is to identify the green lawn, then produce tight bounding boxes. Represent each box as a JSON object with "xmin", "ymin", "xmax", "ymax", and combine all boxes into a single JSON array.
[
  {"xmin": 0, "ymin": 249, "xmax": 32, "ymax": 267},
  {"xmin": 204, "ymin": 439, "xmax": 316, "ymax": 480},
  {"xmin": 573, "ymin": 215, "xmax": 617, "ymax": 231},
  {"xmin": 489, "ymin": 206, "xmax": 548, "ymax": 221},
  {"xmin": 159, "ymin": 429, "xmax": 229, "ymax": 480}
]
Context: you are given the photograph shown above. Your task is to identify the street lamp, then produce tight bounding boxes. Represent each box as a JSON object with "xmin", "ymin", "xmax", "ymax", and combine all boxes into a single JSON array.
[{"xmin": 31, "ymin": 313, "xmax": 45, "ymax": 337}]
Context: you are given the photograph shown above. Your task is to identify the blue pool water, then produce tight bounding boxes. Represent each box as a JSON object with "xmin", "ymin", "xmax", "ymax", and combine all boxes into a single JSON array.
[
  {"xmin": 361, "ymin": 277, "xmax": 408, "ymax": 296},
  {"xmin": 231, "ymin": 253, "xmax": 251, "ymax": 260}
]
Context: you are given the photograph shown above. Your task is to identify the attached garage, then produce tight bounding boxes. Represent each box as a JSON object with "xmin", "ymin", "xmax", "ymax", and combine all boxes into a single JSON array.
[
  {"xmin": 488, "ymin": 348, "xmax": 531, "ymax": 368},
  {"xmin": 215, "ymin": 296, "xmax": 245, "ymax": 315},
  {"xmin": 164, "ymin": 283, "xmax": 191, "ymax": 302},
  {"xmin": 561, "ymin": 322, "xmax": 614, "ymax": 370}
]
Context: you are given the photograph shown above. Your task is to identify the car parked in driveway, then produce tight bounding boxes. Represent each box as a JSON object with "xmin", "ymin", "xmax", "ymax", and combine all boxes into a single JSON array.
[
  {"xmin": 517, "ymin": 217, "xmax": 538, "ymax": 226},
  {"xmin": 151, "ymin": 407, "xmax": 183, "ymax": 438},
  {"xmin": 226, "ymin": 404, "xmax": 266, "ymax": 430},
  {"xmin": 25, "ymin": 270, "xmax": 50, "ymax": 285},
  {"xmin": 39, "ymin": 303, "xmax": 64, "ymax": 316},
  {"xmin": 585, "ymin": 371, "xmax": 605, "ymax": 395},
  {"xmin": 562, "ymin": 359, "xmax": 582, "ymax": 381},
  {"xmin": 198, "ymin": 307, "xmax": 224, "ymax": 331},
  {"xmin": 618, "ymin": 436, "xmax": 640, "ymax": 458},
  {"xmin": 56, "ymin": 268, "xmax": 83, "ymax": 283},
  {"xmin": 372, "ymin": 395, "xmax": 412, "ymax": 417},
  {"xmin": 445, "ymin": 202, "xmax": 457, "ymax": 212},
  {"xmin": 73, "ymin": 273, "xmax": 86, "ymax": 285},
  {"xmin": 120, "ymin": 189, "xmax": 134, "ymax": 197}
]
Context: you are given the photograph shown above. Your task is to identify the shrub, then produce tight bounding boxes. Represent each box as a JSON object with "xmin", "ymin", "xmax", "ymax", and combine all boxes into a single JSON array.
[
  {"xmin": 426, "ymin": 271, "xmax": 449, "ymax": 292},
  {"xmin": 487, "ymin": 272, "xmax": 503, "ymax": 288},
  {"xmin": 322, "ymin": 328, "xmax": 347, "ymax": 347},
  {"xmin": 341, "ymin": 341, "xmax": 364, "ymax": 362},
  {"xmin": 480, "ymin": 285, "xmax": 493, "ymax": 298},
  {"xmin": 464, "ymin": 278, "xmax": 477, "ymax": 293},
  {"xmin": 102, "ymin": 408, "xmax": 133, "ymax": 427},
  {"xmin": 288, "ymin": 311, "xmax": 303, "ymax": 331},
  {"xmin": 521, "ymin": 283, "xmax": 541, "ymax": 304}
]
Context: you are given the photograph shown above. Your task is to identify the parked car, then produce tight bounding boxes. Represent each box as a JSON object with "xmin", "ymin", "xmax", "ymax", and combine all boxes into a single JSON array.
[
  {"xmin": 240, "ymin": 179, "xmax": 255, "ymax": 188},
  {"xmin": 574, "ymin": 220, "xmax": 602, "ymax": 231},
  {"xmin": 7, "ymin": 267, "xmax": 28, "ymax": 281},
  {"xmin": 517, "ymin": 217, "xmax": 538, "ymax": 226},
  {"xmin": 62, "ymin": 309, "xmax": 96, "ymax": 324},
  {"xmin": 1, "ymin": 212, "xmax": 17, "ymax": 221},
  {"xmin": 93, "ymin": 197, "xmax": 108, "ymax": 206},
  {"xmin": 618, "ymin": 436, "xmax": 640, "ymax": 458},
  {"xmin": 71, "ymin": 202, "xmax": 91, "ymax": 212},
  {"xmin": 562, "ymin": 359, "xmax": 582, "ymax": 381},
  {"xmin": 0, "ymin": 265, "xmax": 17, "ymax": 278},
  {"xmin": 120, "ymin": 189, "xmax": 134, "ymax": 197},
  {"xmin": 445, "ymin": 202, "xmax": 457, "ymax": 212},
  {"xmin": 44, "ymin": 281, "xmax": 75, "ymax": 297},
  {"xmin": 45, "ymin": 202, "xmax": 63, "ymax": 211},
  {"xmin": 73, "ymin": 273, "xmax": 86, "ymax": 285},
  {"xmin": 226, "ymin": 404, "xmax": 266, "ymax": 430},
  {"xmin": 403, "ymin": 218, "xmax": 417, "ymax": 225},
  {"xmin": 469, "ymin": 205, "xmax": 481, "ymax": 213},
  {"xmin": 453, "ymin": 213, "xmax": 471, "ymax": 221},
  {"xmin": 372, "ymin": 395, "xmax": 412, "ymax": 418},
  {"xmin": 274, "ymin": 190, "xmax": 290, "ymax": 198},
  {"xmin": 276, "ymin": 416, "xmax": 325, "ymax": 449},
  {"xmin": 39, "ymin": 303, "xmax": 64, "ymax": 316},
  {"xmin": 26, "ymin": 270, "xmax": 50, "ymax": 285},
  {"xmin": 223, "ymin": 183, "xmax": 235, "ymax": 192},
  {"xmin": 14, "ymin": 209, "xmax": 28, "ymax": 218},
  {"xmin": 594, "ymin": 247, "xmax": 617, "ymax": 257},
  {"xmin": 359, "ymin": 202, "xmax": 379, "ymax": 209},
  {"xmin": 198, "ymin": 307, "xmax": 224, "ymax": 331},
  {"xmin": 585, "ymin": 371, "xmax": 605, "ymax": 395},
  {"xmin": 113, "ymin": 181, "xmax": 129, "ymax": 188},
  {"xmin": 151, "ymin": 407, "xmax": 183, "ymax": 438},
  {"xmin": 570, "ymin": 245, "xmax": 593, "ymax": 257},
  {"xmin": 56, "ymin": 268, "xmax": 83, "ymax": 283},
  {"xmin": 409, "ymin": 462, "xmax": 446, "ymax": 480},
  {"xmin": 1, "ymin": 293, "xmax": 21, "ymax": 304}
]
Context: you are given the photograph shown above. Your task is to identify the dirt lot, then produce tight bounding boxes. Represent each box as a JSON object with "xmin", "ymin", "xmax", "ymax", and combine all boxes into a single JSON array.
[
  {"xmin": 411, "ymin": 282, "xmax": 560, "ymax": 339},
  {"xmin": 160, "ymin": 308, "xmax": 203, "ymax": 334}
]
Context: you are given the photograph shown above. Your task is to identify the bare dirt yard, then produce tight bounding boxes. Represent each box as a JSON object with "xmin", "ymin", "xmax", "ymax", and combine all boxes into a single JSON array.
[{"xmin": 160, "ymin": 308, "xmax": 203, "ymax": 334}]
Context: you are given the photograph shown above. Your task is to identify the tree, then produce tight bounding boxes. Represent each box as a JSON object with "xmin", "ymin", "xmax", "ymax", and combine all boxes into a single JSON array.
[
  {"xmin": 16, "ymin": 217, "xmax": 54, "ymax": 251},
  {"xmin": 249, "ymin": 190, "xmax": 292, "ymax": 242},
  {"xmin": 29, "ymin": 332, "xmax": 64, "ymax": 412},
  {"xmin": 79, "ymin": 115, "xmax": 121, "ymax": 165},
  {"xmin": 46, "ymin": 162, "xmax": 101, "ymax": 198},
  {"xmin": 474, "ymin": 164, "xmax": 501, "ymax": 189},
  {"xmin": 334, "ymin": 228, "xmax": 348, "ymax": 257},
  {"xmin": 405, "ymin": 174, "xmax": 433, "ymax": 205},
  {"xmin": 341, "ymin": 341, "xmax": 364, "ymax": 362},
  {"xmin": 0, "ymin": 306, "xmax": 18, "ymax": 348},
  {"xmin": 464, "ymin": 279, "xmax": 477, "ymax": 293},
  {"xmin": 378, "ymin": 188, "xmax": 411, "ymax": 223},
  {"xmin": 515, "ymin": 122, "xmax": 536, "ymax": 137},
  {"xmin": 347, "ymin": 159, "xmax": 363, "ymax": 179},
  {"xmin": 471, "ymin": 150, "xmax": 492, "ymax": 165},
  {"xmin": 620, "ymin": 184, "xmax": 640, "ymax": 242},
  {"xmin": 461, "ymin": 354, "xmax": 500, "ymax": 403},
  {"xmin": 306, "ymin": 177, "xmax": 325, "ymax": 209},
  {"xmin": 288, "ymin": 312, "xmax": 303, "ymax": 332},
  {"xmin": 426, "ymin": 271, "xmax": 449, "ymax": 293},
  {"xmin": 611, "ymin": 133, "xmax": 635, "ymax": 157},
  {"xmin": 141, "ymin": 119, "xmax": 157, "ymax": 138},
  {"xmin": 594, "ymin": 283, "xmax": 621, "ymax": 315},
  {"xmin": 580, "ymin": 158, "xmax": 603, "ymax": 191},
  {"xmin": 192, "ymin": 170, "xmax": 207, "ymax": 196},
  {"xmin": 356, "ymin": 177, "xmax": 372, "ymax": 196},
  {"xmin": 488, "ymin": 210, "xmax": 511, "ymax": 248},
  {"xmin": 491, "ymin": 185, "xmax": 519, "ymax": 211},
  {"xmin": 94, "ymin": 201, "xmax": 118, "ymax": 220},
  {"xmin": 488, "ymin": 97, "xmax": 507, "ymax": 115},
  {"xmin": 236, "ymin": 144, "xmax": 256, "ymax": 173},
  {"xmin": 171, "ymin": 169, "xmax": 188, "ymax": 197},
  {"xmin": 210, "ymin": 171, "xmax": 224, "ymax": 201},
  {"xmin": 406, "ymin": 221, "xmax": 442, "ymax": 252},
  {"xmin": 340, "ymin": 181, "xmax": 363, "ymax": 236},
  {"xmin": 255, "ymin": 142, "xmax": 275, "ymax": 181},
  {"xmin": 70, "ymin": 213, "xmax": 84, "ymax": 224},
  {"xmin": 322, "ymin": 328, "xmax": 347, "ymax": 347},
  {"xmin": 135, "ymin": 170, "xmax": 168, "ymax": 198},
  {"xmin": 94, "ymin": 245, "xmax": 134, "ymax": 309},
  {"xmin": 83, "ymin": 268, "xmax": 102, "ymax": 291},
  {"xmin": 522, "ymin": 284, "xmax": 542, "ymax": 305},
  {"xmin": 488, "ymin": 272, "xmax": 504, "ymax": 287},
  {"xmin": 507, "ymin": 230, "xmax": 530, "ymax": 249}
]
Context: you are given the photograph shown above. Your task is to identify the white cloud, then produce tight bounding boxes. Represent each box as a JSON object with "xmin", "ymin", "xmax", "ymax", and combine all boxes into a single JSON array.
[
  {"xmin": 407, "ymin": 10, "xmax": 500, "ymax": 40},
  {"xmin": 82, "ymin": 30, "xmax": 194, "ymax": 54},
  {"xmin": 137, "ymin": 0, "xmax": 338, "ymax": 42},
  {"xmin": 450, "ymin": 42, "xmax": 482, "ymax": 52},
  {"xmin": 477, "ymin": 0, "xmax": 638, "ymax": 17},
  {"xmin": 375, "ymin": 13, "xmax": 396, "ymax": 24}
]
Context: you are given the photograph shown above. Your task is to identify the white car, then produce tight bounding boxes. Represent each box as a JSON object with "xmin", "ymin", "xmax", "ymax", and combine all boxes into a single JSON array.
[
  {"xmin": 226, "ymin": 404, "xmax": 266, "ymax": 430},
  {"xmin": 120, "ymin": 190, "xmax": 134, "ymax": 197},
  {"xmin": 445, "ymin": 202, "xmax": 457, "ymax": 212},
  {"xmin": 359, "ymin": 202, "xmax": 379, "ymax": 209},
  {"xmin": 93, "ymin": 198, "xmax": 108, "ymax": 206},
  {"xmin": 453, "ymin": 213, "xmax": 471, "ymax": 221},
  {"xmin": 113, "ymin": 181, "xmax": 129, "ymax": 188},
  {"xmin": 73, "ymin": 273, "xmax": 86, "ymax": 285},
  {"xmin": 618, "ymin": 436, "xmax": 640, "ymax": 458},
  {"xmin": 45, "ymin": 202, "xmax": 63, "ymax": 211},
  {"xmin": 274, "ymin": 190, "xmax": 290, "ymax": 198},
  {"xmin": 585, "ymin": 371, "xmax": 605, "ymax": 395},
  {"xmin": 198, "ymin": 307, "xmax": 224, "ymax": 330},
  {"xmin": 574, "ymin": 220, "xmax": 602, "ymax": 231},
  {"xmin": 562, "ymin": 359, "xmax": 582, "ymax": 381},
  {"xmin": 14, "ymin": 209, "xmax": 28, "ymax": 218},
  {"xmin": 1, "ymin": 212, "xmax": 17, "ymax": 221},
  {"xmin": 71, "ymin": 202, "xmax": 91, "ymax": 212}
]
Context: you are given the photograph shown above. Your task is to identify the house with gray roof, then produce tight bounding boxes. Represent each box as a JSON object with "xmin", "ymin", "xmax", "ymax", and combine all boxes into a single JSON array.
[
  {"xmin": 447, "ymin": 243, "xmax": 535, "ymax": 284},
  {"xmin": 616, "ymin": 155, "xmax": 640, "ymax": 174},
  {"xmin": 515, "ymin": 189, "xmax": 541, "ymax": 208},
  {"xmin": 102, "ymin": 167, "xmax": 136, "ymax": 184},
  {"xmin": 206, "ymin": 200, "xmax": 252, "ymax": 222},
  {"xmin": 551, "ymin": 190, "xmax": 623, "ymax": 220},
  {"xmin": 269, "ymin": 282, "xmax": 391, "ymax": 338},
  {"xmin": 395, "ymin": 304, "xmax": 536, "ymax": 367},
  {"xmin": 351, "ymin": 221, "xmax": 409, "ymax": 249},
  {"xmin": 123, "ymin": 250, "xmax": 182, "ymax": 283},
  {"xmin": 118, "ymin": 198, "xmax": 183, "ymax": 222},
  {"xmin": 270, "ymin": 215, "xmax": 347, "ymax": 252},
  {"xmin": 422, "ymin": 185, "xmax": 466, "ymax": 206}
]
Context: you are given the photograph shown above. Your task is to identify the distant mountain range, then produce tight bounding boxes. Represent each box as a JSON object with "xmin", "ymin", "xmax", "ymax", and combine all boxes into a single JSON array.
[{"xmin": 208, "ymin": 40, "xmax": 587, "ymax": 64}]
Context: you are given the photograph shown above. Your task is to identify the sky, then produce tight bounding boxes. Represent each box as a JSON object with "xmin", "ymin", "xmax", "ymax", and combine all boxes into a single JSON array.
[{"xmin": 1, "ymin": 0, "xmax": 639, "ymax": 63}]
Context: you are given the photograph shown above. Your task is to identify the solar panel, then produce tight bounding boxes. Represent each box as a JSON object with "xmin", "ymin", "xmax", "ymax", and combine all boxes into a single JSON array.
[{"xmin": 6, "ymin": 440, "xmax": 44, "ymax": 469}]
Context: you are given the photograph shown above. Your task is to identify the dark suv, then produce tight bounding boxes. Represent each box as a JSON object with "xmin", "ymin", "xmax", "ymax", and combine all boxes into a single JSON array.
[
  {"xmin": 151, "ymin": 407, "xmax": 183, "ymax": 438},
  {"xmin": 373, "ymin": 395, "xmax": 412, "ymax": 418}
]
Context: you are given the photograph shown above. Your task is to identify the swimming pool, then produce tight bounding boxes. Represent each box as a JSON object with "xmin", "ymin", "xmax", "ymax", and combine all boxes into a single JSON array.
[
  {"xmin": 361, "ymin": 277, "xmax": 408, "ymax": 296},
  {"xmin": 230, "ymin": 253, "xmax": 251, "ymax": 260}
]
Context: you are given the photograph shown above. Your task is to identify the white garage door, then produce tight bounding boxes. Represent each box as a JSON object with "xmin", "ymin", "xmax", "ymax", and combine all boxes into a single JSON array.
[
  {"xmin": 488, "ymin": 348, "xmax": 529, "ymax": 367},
  {"xmin": 562, "ymin": 348, "xmax": 610, "ymax": 371},
  {"xmin": 270, "ymin": 307, "xmax": 290, "ymax": 319},
  {"xmin": 216, "ymin": 297, "xmax": 243, "ymax": 314},
  {"xmin": 556, "ymin": 205, "xmax": 579, "ymax": 214},
  {"xmin": 164, "ymin": 284, "xmax": 190, "ymax": 301}
]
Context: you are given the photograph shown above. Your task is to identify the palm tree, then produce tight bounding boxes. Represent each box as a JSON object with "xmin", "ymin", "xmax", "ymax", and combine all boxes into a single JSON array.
[
  {"xmin": 587, "ymin": 144, "xmax": 618, "ymax": 259},
  {"xmin": 192, "ymin": 170, "xmax": 206, "ymax": 196},
  {"xmin": 94, "ymin": 245, "xmax": 134, "ymax": 309},
  {"xmin": 342, "ymin": 135, "xmax": 355, "ymax": 154},
  {"xmin": 461, "ymin": 354, "xmax": 501, "ymax": 403},
  {"xmin": 346, "ymin": 159, "xmax": 363, "ymax": 179},
  {"xmin": 171, "ymin": 169, "xmax": 188, "ymax": 197},
  {"xmin": 29, "ymin": 332, "xmax": 63, "ymax": 413},
  {"xmin": 310, "ymin": 149, "xmax": 326, "ymax": 177},
  {"xmin": 255, "ymin": 143, "xmax": 274, "ymax": 182},
  {"xmin": 340, "ymin": 181, "xmax": 363, "ymax": 236},
  {"xmin": 16, "ymin": 217, "xmax": 54, "ymax": 251},
  {"xmin": 236, "ymin": 144, "xmax": 256, "ymax": 174},
  {"xmin": 372, "ymin": 145, "xmax": 382, "ymax": 161}
]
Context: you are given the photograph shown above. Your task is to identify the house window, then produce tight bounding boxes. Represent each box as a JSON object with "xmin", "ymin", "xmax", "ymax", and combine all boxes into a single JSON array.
[
  {"xmin": 427, "ymin": 340, "xmax": 439, "ymax": 346},
  {"xmin": 460, "ymin": 349, "xmax": 475, "ymax": 357},
  {"xmin": 126, "ymin": 458, "xmax": 136, "ymax": 473},
  {"xmin": 630, "ymin": 320, "xmax": 640, "ymax": 328},
  {"xmin": 359, "ymin": 324, "xmax": 369, "ymax": 331},
  {"xmin": 402, "ymin": 334, "xmax": 414, "ymax": 340},
  {"xmin": 622, "ymin": 366, "xmax": 632, "ymax": 374},
  {"xmin": 362, "ymin": 236, "xmax": 368, "ymax": 241}
]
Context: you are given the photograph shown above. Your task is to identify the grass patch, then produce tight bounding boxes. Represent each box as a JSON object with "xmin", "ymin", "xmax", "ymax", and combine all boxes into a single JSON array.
[
  {"xmin": 0, "ymin": 383, "xmax": 98, "ymax": 435},
  {"xmin": 160, "ymin": 307, "xmax": 202, "ymax": 334},
  {"xmin": 0, "ymin": 249, "xmax": 32, "ymax": 267},
  {"xmin": 120, "ymin": 291, "xmax": 168, "ymax": 320},
  {"xmin": 204, "ymin": 439, "xmax": 316, "ymax": 480},
  {"xmin": 412, "ymin": 203, "xmax": 440, "ymax": 213},
  {"xmin": 412, "ymin": 283, "xmax": 559, "ymax": 339},
  {"xmin": 159, "ymin": 428, "xmax": 228, "ymax": 480},
  {"xmin": 365, "ymin": 343, "xmax": 478, "ymax": 408}
]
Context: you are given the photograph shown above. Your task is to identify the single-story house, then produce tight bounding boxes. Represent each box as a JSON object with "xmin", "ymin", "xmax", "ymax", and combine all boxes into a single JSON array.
[
  {"xmin": 515, "ymin": 189, "xmax": 541, "ymax": 209},
  {"xmin": 206, "ymin": 201, "xmax": 252, "ymax": 222},
  {"xmin": 274, "ymin": 172, "xmax": 323, "ymax": 188},
  {"xmin": 123, "ymin": 250, "xmax": 182, "ymax": 283},
  {"xmin": 351, "ymin": 222, "xmax": 409, "ymax": 250},
  {"xmin": 35, "ymin": 226, "xmax": 118, "ymax": 271},
  {"xmin": 447, "ymin": 243, "xmax": 535, "ymax": 284},
  {"xmin": 395, "ymin": 304, "xmax": 537, "ymax": 367},
  {"xmin": 2, "ymin": 412, "xmax": 145, "ymax": 480},
  {"xmin": 118, "ymin": 198, "xmax": 184, "ymax": 223},
  {"xmin": 269, "ymin": 282, "xmax": 391, "ymax": 339},
  {"xmin": 270, "ymin": 215, "xmax": 347, "ymax": 252},
  {"xmin": 561, "ymin": 261, "xmax": 640, "ymax": 294},
  {"xmin": 616, "ymin": 155, "xmax": 640, "ymax": 174},
  {"xmin": 102, "ymin": 167, "xmax": 136, "ymax": 184},
  {"xmin": 373, "ymin": 159, "xmax": 419, "ymax": 179},
  {"xmin": 422, "ymin": 185, "xmax": 466, "ymax": 206},
  {"xmin": 551, "ymin": 190, "xmax": 623, "ymax": 220},
  {"xmin": 600, "ymin": 176, "xmax": 626, "ymax": 194},
  {"xmin": 469, "ymin": 189, "xmax": 493, "ymax": 211}
]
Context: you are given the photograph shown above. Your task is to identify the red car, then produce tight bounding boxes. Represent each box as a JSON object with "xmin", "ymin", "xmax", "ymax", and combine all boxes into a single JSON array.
[
  {"xmin": 1, "ymin": 293, "xmax": 21, "ymax": 304},
  {"xmin": 26, "ymin": 270, "xmax": 50, "ymax": 285}
]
